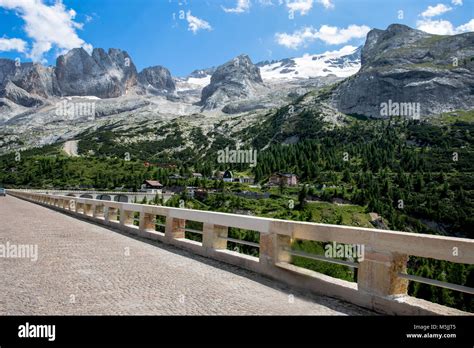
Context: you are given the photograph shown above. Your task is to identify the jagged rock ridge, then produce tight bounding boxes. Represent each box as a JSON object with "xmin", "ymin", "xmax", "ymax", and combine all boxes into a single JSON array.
[{"xmin": 0, "ymin": 48, "xmax": 176, "ymax": 106}]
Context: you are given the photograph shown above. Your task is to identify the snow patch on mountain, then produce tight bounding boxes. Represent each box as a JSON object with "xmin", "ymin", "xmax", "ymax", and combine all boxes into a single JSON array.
[
  {"xmin": 177, "ymin": 46, "xmax": 361, "ymax": 92},
  {"xmin": 259, "ymin": 45, "xmax": 361, "ymax": 81},
  {"xmin": 175, "ymin": 75, "xmax": 212, "ymax": 92}
]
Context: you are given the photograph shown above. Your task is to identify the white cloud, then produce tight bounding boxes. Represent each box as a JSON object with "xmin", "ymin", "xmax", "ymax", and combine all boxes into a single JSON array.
[
  {"xmin": 0, "ymin": 37, "xmax": 27, "ymax": 52},
  {"xmin": 286, "ymin": 0, "xmax": 314, "ymax": 15},
  {"xmin": 420, "ymin": 4, "xmax": 452, "ymax": 18},
  {"xmin": 276, "ymin": 24, "xmax": 370, "ymax": 49},
  {"xmin": 416, "ymin": 18, "xmax": 474, "ymax": 35},
  {"xmin": 0, "ymin": 0, "xmax": 91, "ymax": 62},
  {"xmin": 452, "ymin": 0, "xmax": 462, "ymax": 5},
  {"xmin": 454, "ymin": 19, "xmax": 474, "ymax": 33},
  {"xmin": 317, "ymin": 0, "xmax": 334, "ymax": 9},
  {"xmin": 317, "ymin": 24, "xmax": 370, "ymax": 44},
  {"xmin": 222, "ymin": 0, "xmax": 251, "ymax": 13},
  {"xmin": 276, "ymin": 27, "xmax": 314, "ymax": 49},
  {"xmin": 416, "ymin": 19, "xmax": 455, "ymax": 34},
  {"xmin": 285, "ymin": 0, "xmax": 333, "ymax": 14},
  {"xmin": 258, "ymin": 0, "xmax": 274, "ymax": 6},
  {"xmin": 186, "ymin": 11, "xmax": 212, "ymax": 34}
]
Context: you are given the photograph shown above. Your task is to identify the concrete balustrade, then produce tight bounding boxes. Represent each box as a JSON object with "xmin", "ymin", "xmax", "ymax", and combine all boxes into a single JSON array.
[
  {"xmin": 9, "ymin": 188, "xmax": 170, "ymax": 204},
  {"xmin": 7, "ymin": 189, "xmax": 474, "ymax": 315}
]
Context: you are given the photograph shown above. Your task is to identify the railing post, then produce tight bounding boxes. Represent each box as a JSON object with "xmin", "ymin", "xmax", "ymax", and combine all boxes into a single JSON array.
[
  {"xmin": 259, "ymin": 231, "xmax": 292, "ymax": 267},
  {"xmin": 139, "ymin": 213, "xmax": 155, "ymax": 231},
  {"xmin": 84, "ymin": 203, "xmax": 93, "ymax": 216},
  {"xmin": 68, "ymin": 199, "xmax": 76, "ymax": 212},
  {"xmin": 165, "ymin": 217, "xmax": 185, "ymax": 240},
  {"xmin": 202, "ymin": 223, "xmax": 228, "ymax": 250},
  {"xmin": 120, "ymin": 210, "xmax": 134, "ymax": 226},
  {"xmin": 105, "ymin": 207, "xmax": 118, "ymax": 223},
  {"xmin": 357, "ymin": 251, "xmax": 409, "ymax": 296},
  {"xmin": 94, "ymin": 204, "xmax": 105, "ymax": 219}
]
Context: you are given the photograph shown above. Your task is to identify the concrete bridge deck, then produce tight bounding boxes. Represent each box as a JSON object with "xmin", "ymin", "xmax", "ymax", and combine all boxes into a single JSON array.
[{"xmin": 0, "ymin": 195, "xmax": 372, "ymax": 315}]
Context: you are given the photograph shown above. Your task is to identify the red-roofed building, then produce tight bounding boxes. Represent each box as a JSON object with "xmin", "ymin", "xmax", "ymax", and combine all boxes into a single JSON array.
[{"xmin": 141, "ymin": 180, "xmax": 163, "ymax": 194}]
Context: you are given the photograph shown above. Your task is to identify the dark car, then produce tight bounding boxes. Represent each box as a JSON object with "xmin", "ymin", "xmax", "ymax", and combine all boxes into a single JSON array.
[{"xmin": 0, "ymin": 188, "xmax": 6, "ymax": 197}]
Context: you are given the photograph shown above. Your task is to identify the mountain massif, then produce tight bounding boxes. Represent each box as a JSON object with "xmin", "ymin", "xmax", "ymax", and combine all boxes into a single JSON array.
[
  {"xmin": 0, "ymin": 24, "xmax": 473, "ymax": 154},
  {"xmin": 332, "ymin": 24, "xmax": 474, "ymax": 117},
  {"xmin": 201, "ymin": 54, "xmax": 265, "ymax": 110},
  {"xmin": 0, "ymin": 47, "xmax": 176, "ymax": 106}
]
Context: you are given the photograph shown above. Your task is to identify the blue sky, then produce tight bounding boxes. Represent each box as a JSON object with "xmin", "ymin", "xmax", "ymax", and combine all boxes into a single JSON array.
[{"xmin": 0, "ymin": 0, "xmax": 472, "ymax": 76}]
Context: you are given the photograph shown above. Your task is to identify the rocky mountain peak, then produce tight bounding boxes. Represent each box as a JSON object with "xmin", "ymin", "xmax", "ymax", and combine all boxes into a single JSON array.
[
  {"xmin": 200, "ymin": 54, "xmax": 264, "ymax": 110},
  {"xmin": 217, "ymin": 54, "xmax": 263, "ymax": 84},
  {"xmin": 0, "ymin": 59, "xmax": 57, "ymax": 99},
  {"xmin": 362, "ymin": 24, "xmax": 431, "ymax": 67},
  {"xmin": 55, "ymin": 47, "xmax": 138, "ymax": 98},
  {"xmin": 332, "ymin": 24, "xmax": 474, "ymax": 118},
  {"xmin": 138, "ymin": 65, "xmax": 176, "ymax": 94},
  {"xmin": 0, "ymin": 46, "xmax": 180, "ymax": 106}
]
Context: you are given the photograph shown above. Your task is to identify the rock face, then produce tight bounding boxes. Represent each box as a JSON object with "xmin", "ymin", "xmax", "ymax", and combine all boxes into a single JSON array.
[
  {"xmin": 0, "ymin": 48, "xmax": 177, "ymax": 103},
  {"xmin": 332, "ymin": 24, "xmax": 474, "ymax": 118},
  {"xmin": 0, "ymin": 60, "xmax": 58, "ymax": 97},
  {"xmin": 0, "ymin": 81, "xmax": 44, "ymax": 107},
  {"xmin": 55, "ymin": 48, "xmax": 138, "ymax": 98},
  {"xmin": 0, "ymin": 59, "xmax": 16, "ymax": 86},
  {"xmin": 14, "ymin": 64, "xmax": 58, "ymax": 98},
  {"xmin": 201, "ymin": 54, "xmax": 264, "ymax": 110},
  {"xmin": 189, "ymin": 67, "xmax": 216, "ymax": 79},
  {"xmin": 138, "ymin": 66, "xmax": 176, "ymax": 94}
]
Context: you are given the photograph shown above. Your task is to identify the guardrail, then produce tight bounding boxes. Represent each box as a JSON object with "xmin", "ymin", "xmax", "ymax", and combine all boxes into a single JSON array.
[{"xmin": 7, "ymin": 189, "xmax": 474, "ymax": 315}]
